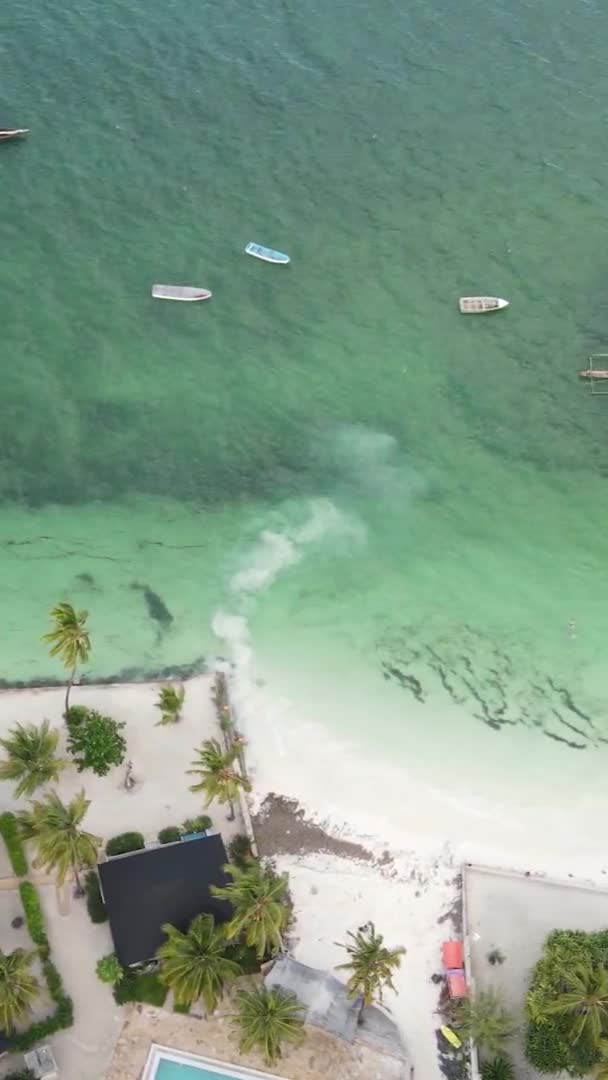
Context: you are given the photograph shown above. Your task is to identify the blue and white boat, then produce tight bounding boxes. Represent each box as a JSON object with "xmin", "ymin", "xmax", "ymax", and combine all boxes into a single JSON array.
[{"xmin": 244, "ymin": 242, "xmax": 290, "ymax": 265}]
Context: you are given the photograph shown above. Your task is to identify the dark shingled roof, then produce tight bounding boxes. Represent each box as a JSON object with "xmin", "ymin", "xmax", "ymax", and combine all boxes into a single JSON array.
[{"xmin": 98, "ymin": 834, "xmax": 232, "ymax": 967}]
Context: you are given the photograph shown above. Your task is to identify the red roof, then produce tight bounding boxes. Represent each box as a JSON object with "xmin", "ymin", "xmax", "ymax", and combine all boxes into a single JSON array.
[
  {"xmin": 447, "ymin": 970, "xmax": 468, "ymax": 998},
  {"xmin": 442, "ymin": 940, "xmax": 464, "ymax": 970}
]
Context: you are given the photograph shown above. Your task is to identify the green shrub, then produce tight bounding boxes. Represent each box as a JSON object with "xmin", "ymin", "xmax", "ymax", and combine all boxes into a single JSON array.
[
  {"xmin": 0, "ymin": 811, "xmax": 28, "ymax": 876},
  {"xmin": 182, "ymin": 815, "xmax": 212, "ymax": 835},
  {"xmin": 85, "ymin": 870, "xmax": 108, "ymax": 923},
  {"xmin": 67, "ymin": 708, "xmax": 127, "ymax": 776},
  {"xmin": 19, "ymin": 882, "xmax": 49, "ymax": 958},
  {"xmin": 42, "ymin": 958, "xmax": 64, "ymax": 999},
  {"xmin": 11, "ymin": 880, "xmax": 73, "ymax": 1051},
  {"xmin": 106, "ymin": 832, "xmax": 145, "ymax": 857},
  {"xmin": 525, "ymin": 929, "xmax": 608, "ymax": 1075},
  {"xmin": 481, "ymin": 1058, "xmax": 515, "ymax": 1080},
  {"xmin": 5, "ymin": 1069, "xmax": 37, "ymax": 1079},
  {"xmin": 228, "ymin": 833, "xmax": 254, "ymax": 867},
  {"xmin": 158, "ymin": 826, "xmax": 181, "ymax": 845},
  {"xmin": 64, "ymin": 705, "xmax": 89, "ymax": 730},
  {"xmin": 13, "ymin": 994, "xmax": 74, "ymax": 1050},
  {"xmin": 113, "ymin": 969, "xmax": 167, "ymax": 1007},
  {"xmin": 96, "ymin": 953, "xmax": 124, "ymax": 985}
]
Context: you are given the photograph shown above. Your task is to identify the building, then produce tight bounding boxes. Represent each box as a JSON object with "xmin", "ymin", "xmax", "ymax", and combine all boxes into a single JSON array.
[{"xmin": 98, "ymin": 833, "xmax": 232, "ymax": 967}]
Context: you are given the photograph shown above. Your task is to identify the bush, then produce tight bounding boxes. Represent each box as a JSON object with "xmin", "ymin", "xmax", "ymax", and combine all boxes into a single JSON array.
[
  {"xmin": 228, "ymin": 833, "xmax": 255, "ymax": 867},
  {"xmin": 19, "ymin": 882, "xmax": 49, "ymax": 958},
  {"xmin": 525, "ymin": 929, "xmax": 608, "ymax": 1075},
  {"xmin": 85, "ymin": 870, "xmax": 108, "ymax": 923},
  {"xmin": 0, "ymin": 812, "xmax": 28, "ymax": 876},
  {"xmin": 64, "ymin": 705, "xmax": 89, "ymax": 729},
  {"xmin": 66, "ymin": 707, "xmax": 127, "ymax": 776},
  {"xmin": 13, "ymin": 994, "xmax": 74, "ymax": 1050},
  {"xmin": 158, "ymin": 826, "xmax": 181, "ymax": 845},
  {"xmin": 5, "ymin": 1070, "xmax": 37, "ymax": 1080},
  {"xmin": 106, "ymin": 832, "xmax": 145, "ymax": 857},
  {"xmin": 481, "ymin": 1058, "xmax": 515, "ymax": 1080},
  {"xmin": 113, "ymin": 969, "xmax": 167, "ymax": 1007},
  {"xmin": 96, "ymin": 953, "xmax": 124, "ymax": 985},
  {"xmin": 12, "ymin": 881, "xmax": 73, "ymax": 1051},
  {"xmin": 182, "ymin": 815, "xmax": 212, "ymax": 835}
]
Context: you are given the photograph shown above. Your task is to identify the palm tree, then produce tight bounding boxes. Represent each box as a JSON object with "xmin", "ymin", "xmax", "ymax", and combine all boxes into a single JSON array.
[
  {"xmin": 540, "ymin": 960, "xmax": 608, "ymax": 1048},
  {"xmin": 211, "ymin": 861, "xmax": 289, "ymax": 959},
  {"xmin": 232, "ymin": 985, "xmax": 305, "ymax": 1066},
  {"xmin": 455, "ymin": 988, "xmax": 516, "ymax": 1055},
  {"xmin": 18, "ymin": 789, "xmax": 101, "ymax": 891},
  {"xmin": 187, "ymin": 738, "xmax": 251, "ymax": 821},
  {"xmin": 157, "ymin": 913, "xmax": 241, "ymax": 1012},
  {"xmin": 480, "ymin": 1057, "xmax": 515, "ymax": 1080},
  {"xmin": 155, "ymin": 685, "xmax": 185, "ymax": 726},
  {"xmin": 336, "ymin": 922, "xmax": 406, "ymax": 1007},
  {"xmin": 0, "ymin": 947, "xmax": 39, "ymax": 1032},
  {"xmin": 0, "ymin": 720, "xmax": 66, "ymax": 797},
  {"xmin": 43, "ymin": 602, "xmax": 91, "ymax": 713},
  {"xmin": 595, "ymin": 1038, "xmax": 608, "ymax": 1079}
]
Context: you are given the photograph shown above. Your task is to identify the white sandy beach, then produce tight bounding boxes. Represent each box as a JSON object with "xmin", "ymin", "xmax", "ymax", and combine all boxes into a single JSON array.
[
  {"xmin": 0, "ymin": 674, "xmax": 242, "ymax": 1080},
  {"xmin": 219, "ymin": 633, "xmax": 608, "ymax": 1079},
  {"xmin": 0, "ymin": 672, "xmax": 607, "ymax": 1079}
]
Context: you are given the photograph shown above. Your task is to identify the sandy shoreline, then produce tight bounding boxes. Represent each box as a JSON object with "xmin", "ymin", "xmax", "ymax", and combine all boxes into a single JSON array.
[{"xmin": 0, "ymin": 674, "xmax": 607, "ymax": 1080}]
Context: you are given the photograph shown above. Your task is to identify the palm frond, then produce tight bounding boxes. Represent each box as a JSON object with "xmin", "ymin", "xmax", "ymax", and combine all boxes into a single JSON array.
[
  {"xmin": 0, "ymin": 947, "xmax": 39, "ymax": 1032},
  {"xmin": 0, "ymin": 721, "xmax": 65, "ymax": 797},
  {"xmin": 17, "ymin": 789, "xmax": 101, "ymax": 885},
  {"xmin": 211, "ymin": 862, "xmax": 289, "ymax": 959},
  {"xmin": 336, "ymin": 922, "xmax": 406, "ymax": 1006},
  {"xmin": 233, "ymin": 986, "xmax": 305, "ymax": 1066},
  {"xmin": 157, "ymin": 913, "xmax": 240, "ymax": 1011}
]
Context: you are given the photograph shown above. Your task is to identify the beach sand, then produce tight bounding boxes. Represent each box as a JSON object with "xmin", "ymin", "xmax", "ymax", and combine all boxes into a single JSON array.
[
  {"xmin": 0, "ymin": 675, "xmax": 243, "ymax": 1080},
  {"xmin": 0, "ymin": 676, "xmax": 605, "ymax": 1079}
]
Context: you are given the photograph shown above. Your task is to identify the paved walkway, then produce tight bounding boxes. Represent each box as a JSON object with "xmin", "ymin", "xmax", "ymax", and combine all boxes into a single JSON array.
[{"xmin": 0, "ymin": 871, "xmax": 66, "ymax": 890}]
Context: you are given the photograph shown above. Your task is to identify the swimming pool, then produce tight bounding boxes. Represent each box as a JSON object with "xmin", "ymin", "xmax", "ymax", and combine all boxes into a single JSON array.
[{"xmin": 143, "ymin": 1045, "xmax": 283, "ymax": 1080}]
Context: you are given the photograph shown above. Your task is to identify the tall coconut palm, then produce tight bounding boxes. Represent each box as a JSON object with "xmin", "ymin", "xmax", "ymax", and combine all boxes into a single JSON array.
[
  {"xmin": 187, "ymin": 738, "xmax": 251, "ymax": 821},
  {"xmin": 232, "ymin": 985, "xmax": 305, "ymax": 1066},
  {"xmin": 336, "ymin": 922, "xmax": 406, "ymax": 1007},
  {"xmin": 0, "ymin": 947, "xmax": 39, "ymax": 1032},
  {"xmin": 541, "ymin": 960, "xmax": 608, "ymax": 1048},
  {"xmin": 18, "ymin": 789, "xmax": 101, "ymax": 891},
  {"xmin": 0, "ymin": 720, "xmax": 66, "ymax": 797},
  {"xmin": 455, "ymin": 988, "xmax": 517, "ymax": 1055},
  {"xmin": 211, "ymin": 861, "xmax": 289, "ymax": 959},
  {"xmin": 157, "ymin": 913, "xmax": 241, "ymax": 1012},
  {"xmin": 155, "ymin": 684, "xmax": 185, "ymax": 726},
  {"xmin": 43, "ymin": 602, "xmax": 91, "ymax": 713}
]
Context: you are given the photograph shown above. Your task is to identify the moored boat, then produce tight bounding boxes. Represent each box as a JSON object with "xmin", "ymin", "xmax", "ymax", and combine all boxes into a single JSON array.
[
  {"xmin": 0, "ymin": 128, "xmax": 29, "ymax": 142},
  {"xmin": 579, "ymin": 368, "xmax": 608, "ymax": 380},
  {"xmin": 151, "ymin": 285, "xmax": 212, "ymax": 302},
  {"xmin": 245, "ymin": 242, "xmax": 290, "ymax": 265},
  {"xmin": 458, "ymin": 296, "xmax": 509, "ymax": 314}
]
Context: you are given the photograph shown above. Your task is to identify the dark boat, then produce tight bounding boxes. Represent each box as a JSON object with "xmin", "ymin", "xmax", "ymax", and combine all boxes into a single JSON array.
[{"xmin": 0, "ymin": 128, "xmax": 29, "ymax": 142}]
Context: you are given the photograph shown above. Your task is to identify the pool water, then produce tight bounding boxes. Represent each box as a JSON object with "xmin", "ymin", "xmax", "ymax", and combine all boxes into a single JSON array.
[
  {"xmin": 153, "ymin": 1055, "xmax": 275, "ymax": 1080},
  {"xmin": 155, "ymin": 1061, "xmax": 242, "ymax": 1080}
]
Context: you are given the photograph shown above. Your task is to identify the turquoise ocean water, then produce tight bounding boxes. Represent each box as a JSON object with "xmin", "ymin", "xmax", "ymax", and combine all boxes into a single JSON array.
[{"xmin": 3, "ymin": 0, "xmax": 608, "ymax": 818}]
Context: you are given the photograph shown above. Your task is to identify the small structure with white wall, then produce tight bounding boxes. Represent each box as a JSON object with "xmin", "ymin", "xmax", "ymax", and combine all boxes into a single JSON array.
[{"xmin": 24, "ymin": 1044, "xmax": 59, "ymax": 1079}]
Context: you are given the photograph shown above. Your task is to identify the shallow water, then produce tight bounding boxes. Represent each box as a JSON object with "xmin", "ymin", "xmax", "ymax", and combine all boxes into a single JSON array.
[{"xmin": 3, "ymin": 0, "xmax": 608, "ymax": 829}]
